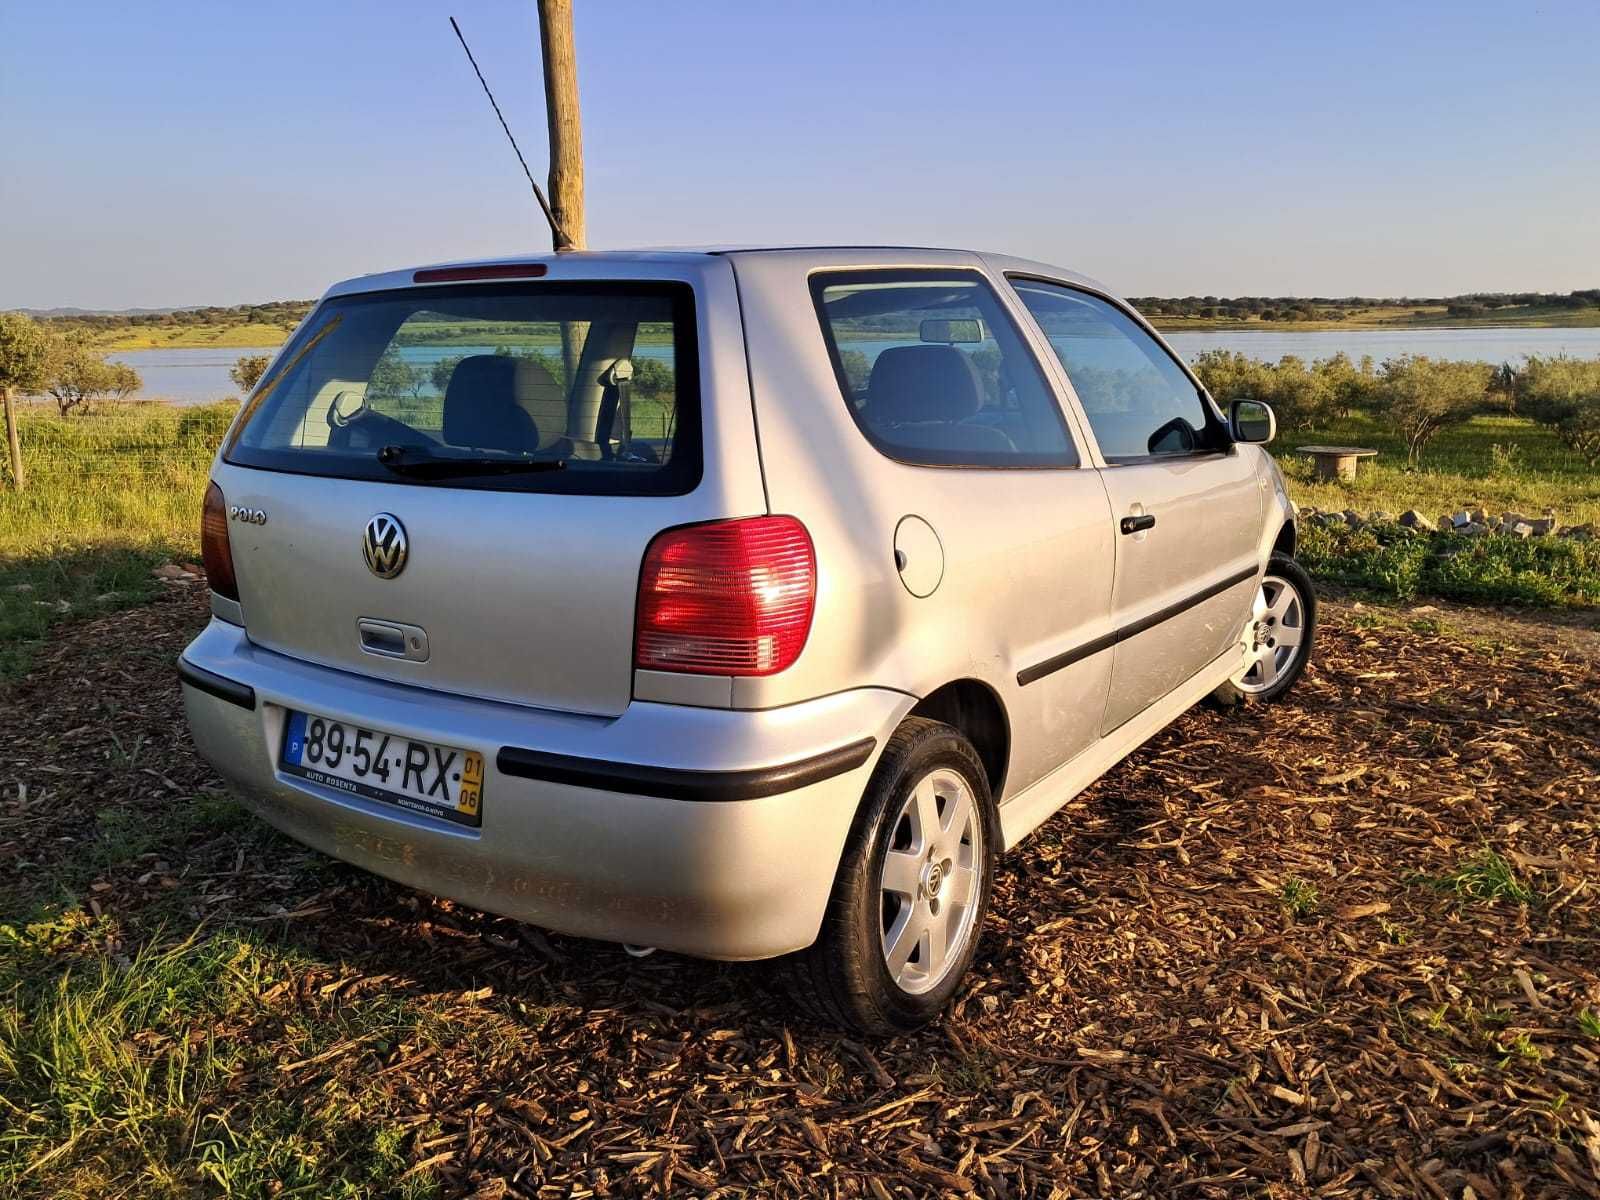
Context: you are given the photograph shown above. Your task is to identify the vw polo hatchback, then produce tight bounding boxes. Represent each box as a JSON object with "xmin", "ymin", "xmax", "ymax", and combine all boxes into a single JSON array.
[{"xmin": 181, "ymin": 247, "xmax": 1313, "ymax": 1033}]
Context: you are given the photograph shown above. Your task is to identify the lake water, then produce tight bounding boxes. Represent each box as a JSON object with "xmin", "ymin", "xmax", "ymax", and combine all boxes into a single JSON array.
[{"xmin": 112, "ymin": 327, "xmax": 1600, "ymax": 405}]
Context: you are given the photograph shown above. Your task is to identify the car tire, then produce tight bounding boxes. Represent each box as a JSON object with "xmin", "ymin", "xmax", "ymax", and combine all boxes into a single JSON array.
[
  {"xmin": 780, "ymin": 716, "xmax": 999, "ymax": 1036},
  {"xmin": 1211, "ymin": 553, "xmax": 1317, "ymax": 707}
]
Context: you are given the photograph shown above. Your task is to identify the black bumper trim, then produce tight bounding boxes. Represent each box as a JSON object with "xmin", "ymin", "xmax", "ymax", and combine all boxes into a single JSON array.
[
  {"xmin": 177, "ymin": 657, "xmax": 257, "ymax": 710},
  {"xmin": 496, "ymin": 736, "xmax": 877, "ymax": 802},
  {"xmin": 1017, "ymin": 564, "xmax": 1260, "ymax": 686}
]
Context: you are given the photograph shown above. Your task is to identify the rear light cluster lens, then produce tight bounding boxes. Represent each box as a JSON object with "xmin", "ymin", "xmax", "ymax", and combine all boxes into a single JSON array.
[
  {"xmin": 200, "ymin": 481, "xmax": 240, "ymax": 602},
  {"xmin": 635, "ymin": 516, "xmax": 816, "ymax": 676}
]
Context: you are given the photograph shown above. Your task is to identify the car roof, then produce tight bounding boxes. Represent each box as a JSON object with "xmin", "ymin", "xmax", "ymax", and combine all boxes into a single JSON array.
[{"xmin": 321, "ymin": 246, "xmax": 1113, "ymax": 302}]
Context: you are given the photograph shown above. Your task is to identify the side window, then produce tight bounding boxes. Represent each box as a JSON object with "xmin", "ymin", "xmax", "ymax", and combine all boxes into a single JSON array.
[
  {"xmin": 1010, "ymin": 279, "xmax": 1217, "ymax": 462},
  {"xmin": 811, "ymin": 270, "xmax": 1077, "ymax": 467}
]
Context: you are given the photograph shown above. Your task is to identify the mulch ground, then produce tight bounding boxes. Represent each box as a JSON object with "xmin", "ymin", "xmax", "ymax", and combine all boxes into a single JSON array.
[{"xmin": 3, "ymin": 582, "xmax": 1599, "ymax": 1198}]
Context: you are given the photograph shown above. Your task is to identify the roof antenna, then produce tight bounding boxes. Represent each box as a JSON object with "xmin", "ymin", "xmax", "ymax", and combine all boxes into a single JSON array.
[{"xmin": 449, "ymin": 16, "xmax": 565, "ymax": 247}]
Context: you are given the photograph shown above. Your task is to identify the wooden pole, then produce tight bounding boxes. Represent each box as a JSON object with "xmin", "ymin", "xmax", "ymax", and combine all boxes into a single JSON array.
[
  {"xmin": 2, "ymin": 385, "xmax": 23, "ymax": 492},
  {"xmin": 537, "ymin": 0, "xmax": 585, "ymax": 253}
]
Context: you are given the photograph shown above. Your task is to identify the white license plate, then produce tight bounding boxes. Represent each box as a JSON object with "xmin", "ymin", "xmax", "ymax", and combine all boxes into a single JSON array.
[{"xmin": 281, "ymin": 711, "xmax": 484, "ymax": 827}]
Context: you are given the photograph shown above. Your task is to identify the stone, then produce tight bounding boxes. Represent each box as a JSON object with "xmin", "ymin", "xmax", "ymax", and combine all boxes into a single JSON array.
[
  {"xmin": 1437, "ymin": 514, "xmax": 1454, "ymax": 532},
  {"xmin": 1451, "ymin": 511, "xmax": 1473, "ymax": 529},
  {"xmin": 1471, "ymin": 508, "xmax": 1489, "ymax": 526},
  {"xmin": 1343, "ymin": 510, "xmax": 1364, "ymax": 529},
  {"xmin": 1369, "ymin": 510, "xmax": 1395, "ymax": 524},
  {"xmin": 1399, "ymin": 510, "xmax": 1436, "ymax": 532},
  {"xmin": 1529, "ymin": 518, "xmax": 1557, "ymax": 536},
  {"xmin": 1461, "ymin": 522, "xmax": 1488, "ymax": 536},
  {"xmin": 1559, "ymin": 523, "xmax": 1595, "ymax": 540},
  {"xmin": 1507, "ymin": 522, "xmax": 1534, "ymax": 538}
]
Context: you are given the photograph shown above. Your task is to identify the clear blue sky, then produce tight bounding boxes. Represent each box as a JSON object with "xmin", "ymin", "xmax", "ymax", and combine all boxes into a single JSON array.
[{"xmin": 3, "ymin": 0, "xmax": 1597, "ymax": 309}]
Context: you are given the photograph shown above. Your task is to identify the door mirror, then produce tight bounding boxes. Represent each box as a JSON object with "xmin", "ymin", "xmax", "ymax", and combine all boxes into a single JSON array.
[{"xmin": 1229, "ymin": 399, "xmax": 1276, "ymax": 444}]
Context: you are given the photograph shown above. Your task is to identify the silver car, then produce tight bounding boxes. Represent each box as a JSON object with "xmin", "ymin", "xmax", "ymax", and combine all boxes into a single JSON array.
[{"xmin": 180, "ymin": 247, "xmax": 1312, "ymax": 1033}]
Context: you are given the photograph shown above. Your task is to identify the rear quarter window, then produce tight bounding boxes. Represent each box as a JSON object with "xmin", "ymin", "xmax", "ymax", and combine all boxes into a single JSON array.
[
  {"xmin": 810, "ymin": 269, "xmax": 1078, "ymax": 469},
  {"xmin": 226, "ymin": 281, "xmax": 700, "ymax": 495}
]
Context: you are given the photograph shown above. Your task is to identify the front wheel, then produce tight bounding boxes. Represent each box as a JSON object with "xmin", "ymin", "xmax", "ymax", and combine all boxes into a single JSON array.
[
  {"xmin": 780, "ymin": 717, "xmax": 998, "ymax": 1035},
  {"xmin": 1213, "ymin": 553, "xmax": 1317, "ymax": 706}
]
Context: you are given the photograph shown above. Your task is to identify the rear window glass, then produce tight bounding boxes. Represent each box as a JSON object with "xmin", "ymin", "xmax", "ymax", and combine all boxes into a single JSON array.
[{"xmin": 226, "ymin": 281, "xmax": 699, "ymax": 494}]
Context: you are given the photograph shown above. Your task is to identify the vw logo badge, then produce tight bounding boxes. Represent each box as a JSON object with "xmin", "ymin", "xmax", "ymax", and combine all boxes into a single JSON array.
[{"xmin": 363, "ymin": 513, "xmax": 408, "ymax": 580}]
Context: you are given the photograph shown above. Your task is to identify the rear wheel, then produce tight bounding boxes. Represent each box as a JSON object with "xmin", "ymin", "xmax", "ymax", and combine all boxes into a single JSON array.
[
  {"xmin": 1213, "ymin": 553, "xmax": 1317, "ymax": 706},
  {"xmin": 781, "ymin": 717, "xmax": 998, "ymax": 1035}
]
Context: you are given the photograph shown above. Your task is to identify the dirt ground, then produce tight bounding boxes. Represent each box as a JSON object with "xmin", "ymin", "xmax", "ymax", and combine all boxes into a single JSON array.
[{"xmin": 3, "ymin": 582, "xmax": 1598, "ymax": 1198}]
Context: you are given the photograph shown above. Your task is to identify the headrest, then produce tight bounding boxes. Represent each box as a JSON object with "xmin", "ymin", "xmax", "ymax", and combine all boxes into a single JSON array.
[
  {"xmin": 865, "ymin": 344, "xmax": 985, "ymax": 425},
  {"xmin": 442, "ymin": 355, "xmax": 540, "ymax": 452}
]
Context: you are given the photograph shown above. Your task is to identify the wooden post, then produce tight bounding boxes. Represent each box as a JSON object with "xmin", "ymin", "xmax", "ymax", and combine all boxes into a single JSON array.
[
  {"xmin": 537, "ymin": 0, "xmax": 585, "ymax": 253},
  {"xmin": 2, "ymin": 385, "xmax": 22, "ymax": 492}
]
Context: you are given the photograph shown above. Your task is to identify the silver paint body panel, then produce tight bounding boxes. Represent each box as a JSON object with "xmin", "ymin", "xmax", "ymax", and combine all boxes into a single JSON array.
[{"xmin": 183, "ymin": 246, "xmax": 1294, "ymax": 959}]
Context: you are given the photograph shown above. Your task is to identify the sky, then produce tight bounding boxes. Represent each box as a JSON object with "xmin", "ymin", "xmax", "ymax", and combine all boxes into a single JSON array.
[{"xmin": 3, "ymin": 0, "xmax": 1598, "ymax": 310}]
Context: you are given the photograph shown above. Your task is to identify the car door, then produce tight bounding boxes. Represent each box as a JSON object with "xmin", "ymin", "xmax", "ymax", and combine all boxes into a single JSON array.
[{"xmin": 1009, "ymin": 277, "xmax": 1261, "ymax": 733}]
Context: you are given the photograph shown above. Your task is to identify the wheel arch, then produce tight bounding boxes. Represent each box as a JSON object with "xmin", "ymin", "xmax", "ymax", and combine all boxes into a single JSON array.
[
  {"xmin": 1273, "ymin": 519, "xmax": 1296, "ymax": 558},
  {"xmin": 907, "ymin": 678, "xmax": 1010, "ymax": 803}
]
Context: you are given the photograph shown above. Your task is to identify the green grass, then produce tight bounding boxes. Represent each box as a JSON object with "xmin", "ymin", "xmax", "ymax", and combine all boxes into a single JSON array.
[
  {"xmin": 0, "ymin": 911, "xmax": 441, "ymax": 1199},
  {"xmin": 0, "ymin": 401, "xmax": 230, "ymax": 681},
  {"xmin": 1299, "ymin": 519, "xmax": 1600, "ymax": 608},
  {"xmin": 1276, "ymin": 413, "xmax": 1600, "ymax": 530},
  {"xmin": 1279, "ymin": 877, "xmax": 1320, "ymax": 919},
  {"xmin": 1416, "ymin": 850, "xmax": 1535, "ymax": 905}
]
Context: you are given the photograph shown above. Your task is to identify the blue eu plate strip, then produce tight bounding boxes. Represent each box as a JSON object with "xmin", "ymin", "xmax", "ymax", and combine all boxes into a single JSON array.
[{"xmin": 283, "ymin": 711, "xmax": 307, "ymax": 766}]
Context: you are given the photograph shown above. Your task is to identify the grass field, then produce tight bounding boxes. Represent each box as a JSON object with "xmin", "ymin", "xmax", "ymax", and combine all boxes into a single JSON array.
[
  {"xmin": 80, "ymin": 322, "xmax": 300, "ymax": 351},
  {"xmin": 0, "ymin": 401, "xmax": 228, "ymax": 679},
  {"xmin": 1281, "ymin": 411, "xmax": 1600, "ymax": 527}
]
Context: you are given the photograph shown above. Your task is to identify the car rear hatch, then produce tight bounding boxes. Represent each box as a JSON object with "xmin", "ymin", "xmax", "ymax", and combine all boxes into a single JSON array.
[{"xmin": 211, "ymin": 258, "xmax": 763, "ymax": 718}]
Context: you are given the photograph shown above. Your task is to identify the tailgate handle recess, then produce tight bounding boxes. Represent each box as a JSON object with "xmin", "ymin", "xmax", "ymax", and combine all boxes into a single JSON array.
[{"xmin": 358, "ymin": 618, "xmax": 430, "ymax": 663}]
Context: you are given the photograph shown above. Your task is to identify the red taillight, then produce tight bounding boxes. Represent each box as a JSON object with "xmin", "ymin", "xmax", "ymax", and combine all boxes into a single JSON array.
[
  {"xmin": 201, "ymin": 481, "xmax": 239, "ymax": 602},
  {"xmin": 413, "ymin": 263, "xmax": 548, "ymax": 283},
  {"xmin": 635, "ymin": 516, "xmax": 816, "ymax": 677}
]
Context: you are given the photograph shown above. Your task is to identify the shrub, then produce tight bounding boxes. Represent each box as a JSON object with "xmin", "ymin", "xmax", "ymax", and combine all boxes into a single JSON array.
[
  {"xmin": 1515, "ymin": 356, "xmax": 1600, "ymax": 465},
  {"xmin": 1373, "ymin": 356, "xmax": 1492, "ymax": 464},
  {"xmin": 229, "ymin": 354, "xmax": 271, "ymax": 395}
]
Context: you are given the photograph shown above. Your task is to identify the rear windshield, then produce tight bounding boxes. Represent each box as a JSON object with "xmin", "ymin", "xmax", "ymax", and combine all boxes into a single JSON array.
[{"xmin": 226, "ymin": 281, "xmax": 700, "ymax": 494}]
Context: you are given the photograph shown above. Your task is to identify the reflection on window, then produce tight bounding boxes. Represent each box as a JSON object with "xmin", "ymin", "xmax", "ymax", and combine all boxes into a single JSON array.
[{"xmin": 1011, "ymin": 280, "xmax": 1214, "ymax": 460}]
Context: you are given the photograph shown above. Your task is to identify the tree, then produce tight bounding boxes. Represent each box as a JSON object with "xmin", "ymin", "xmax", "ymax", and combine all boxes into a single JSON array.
[
  {"xmin": 44, "ymin": 336, "xmax": 142, "ymax": 416},
  {"xmin": 1375, "ymin": 356, "xmax": 1491, "ymax": 464},
  {"xmin": 0, "ymin": 311, "xmax": 53, "ymax": 489},
  {"xmin": 230, "ymin": 353, "xmax": 271, "ymax": 394}
]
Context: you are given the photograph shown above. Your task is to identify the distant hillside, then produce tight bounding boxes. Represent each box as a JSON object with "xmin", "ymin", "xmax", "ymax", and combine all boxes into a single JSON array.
[{"xmin": 37, "ymin": 300, "xmax": 315, "ymax": 350}]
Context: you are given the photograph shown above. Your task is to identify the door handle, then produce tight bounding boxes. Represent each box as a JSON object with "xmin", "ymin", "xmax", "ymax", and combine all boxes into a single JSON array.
[{"xmin": 1120, "ymin": 514, "xmax": 1156, "ymax": 535}]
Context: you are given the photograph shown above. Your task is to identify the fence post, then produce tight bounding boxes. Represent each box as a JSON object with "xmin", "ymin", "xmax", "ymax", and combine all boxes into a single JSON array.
[{"xmin": 2, "ymin": 385, "xmax": 22, "ymax": 492}]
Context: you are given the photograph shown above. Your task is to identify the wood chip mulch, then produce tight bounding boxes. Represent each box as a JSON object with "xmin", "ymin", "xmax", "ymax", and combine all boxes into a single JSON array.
[{"xmin": 3, "ymin": 584, "xmax": 1599, "ymax": 1198}]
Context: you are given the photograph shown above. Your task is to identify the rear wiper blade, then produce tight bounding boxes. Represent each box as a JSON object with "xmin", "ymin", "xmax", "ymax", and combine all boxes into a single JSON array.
[{"xmin": 376, "ymin": 444, "xmax": 566, "ymax": 479}]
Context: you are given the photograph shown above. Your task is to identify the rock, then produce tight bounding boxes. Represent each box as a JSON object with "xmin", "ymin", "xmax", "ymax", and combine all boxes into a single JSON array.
[
  {"xmin": 1461, "ymin": 522, "xmax": 1488, "ymax": 536},
  {"xmin": 1559, "ymin": 523, "xmax": 1595, "ymax": 540},
  {"xmin": 1529, "ymin": 518, "xmax": 1557, "ymax": 536},
  {"xmin": 1343, "ymin": 510, "xmax": 1365, "ymax": 529},
  {"xmin": 1451, "ymin": 510, "xmax": 1473, "ymax": 529},
  {"xmin": 1399, "ymin": 510, "xmax": 1436, "ymax": 532},
  {"xmin": 1471, "ymin": 508, "xmax": 1489, "ymax": 525},
  {"xmin": 1437, "ymin": 514, "xmax": 1455, "ymax": 532},
  {"xmin": 1507, "ymin": 522, "xmax": 1534, "ymax": 538},
  {"xmin": 1369, "ymin": 510, "xmax": 1395, "ymax": 524},
  {"xmin": 5, "ymin": 583, "xmax": 33, "ymax": 594}
]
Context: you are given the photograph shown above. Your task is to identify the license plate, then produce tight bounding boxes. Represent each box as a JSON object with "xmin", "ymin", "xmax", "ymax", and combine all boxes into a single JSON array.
[{"xmin": 281, "ymin": 711, "xmax": 484, "ymax": 827}]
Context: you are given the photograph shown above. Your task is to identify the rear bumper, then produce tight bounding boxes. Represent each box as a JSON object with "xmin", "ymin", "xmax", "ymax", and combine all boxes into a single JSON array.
[{"xmin": 179, "ymin": 618, "xmax": 911, "ymax": 960}]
